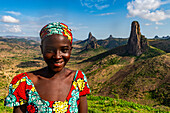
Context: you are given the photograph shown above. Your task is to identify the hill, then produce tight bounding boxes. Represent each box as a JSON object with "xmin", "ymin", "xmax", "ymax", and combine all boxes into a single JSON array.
[
  {"xmin": 69, "ymin": 21, "xmax": 169, "ymax": 110},
  {"xmin": 0, "ymin": 20, "xmax": 170, "ymax": 112},
  {"xmin": 148, "ymin": 39, "xmax": 170, "ymax": 53}
]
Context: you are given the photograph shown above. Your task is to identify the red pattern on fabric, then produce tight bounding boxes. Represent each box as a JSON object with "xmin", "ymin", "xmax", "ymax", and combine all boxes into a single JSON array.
[
  {"xmin": 60, "ymin": 23, "xmax": 68, "ymax": 28},
  {"xmin": 27, "ymin": 105, "xmax": 36, "ymax": 113},
  {"xmin": 11, "ymin": 73, "xmax": 25, "ymax": 85},
  {"xmin": 49, "ymin": 101, "xmax": 54, "ymax": 108},
  {"xmin": 79, "ymin": 83, "xmax": 90, "ymax": 96},
  {"xmin": 13, "ymin": 81, "xmax": 27, "ymax": 102}
]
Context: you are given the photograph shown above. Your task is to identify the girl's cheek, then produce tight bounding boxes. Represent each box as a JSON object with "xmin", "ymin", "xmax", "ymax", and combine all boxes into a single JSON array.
[{"xmin": 44, "ymin": 53, "xmax": 52, "ymax": 59}]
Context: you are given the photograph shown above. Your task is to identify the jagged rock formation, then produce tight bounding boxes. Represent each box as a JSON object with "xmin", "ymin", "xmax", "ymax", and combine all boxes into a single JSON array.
[
  {"xmin": 127, "ymin": 21, "xmax": 149, "ymax": 56},
  {"xmin": 84, "ymin": 32, "xmax": 100, "ymax": 50},
  {"xmin": 87, "ymin": 32, "xmax": 97, "ymax": 43},
  {"xmin": 107, "ymin": 35, "xmax": 113, "ymax": 39},
  {"xmin": 85, "ymin": 40, "xmax": 100, "ymax": 50}
]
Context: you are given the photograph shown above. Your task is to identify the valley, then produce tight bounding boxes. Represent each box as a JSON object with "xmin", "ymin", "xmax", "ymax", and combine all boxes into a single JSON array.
[{"xmin": 0, "ymin": 21, "xmax": 169, "ymax": 112}]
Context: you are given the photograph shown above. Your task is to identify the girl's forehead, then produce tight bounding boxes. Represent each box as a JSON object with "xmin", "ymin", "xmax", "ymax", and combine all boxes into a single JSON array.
[{"xmin": 42, "ymin": 34, "xmax": 71, "ymax": 46}]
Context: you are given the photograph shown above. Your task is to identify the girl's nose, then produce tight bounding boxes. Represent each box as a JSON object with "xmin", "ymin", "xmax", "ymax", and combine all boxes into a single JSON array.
[{"xmin": 53, "ymin": 50, "xmax": 62, "ymax": 59}]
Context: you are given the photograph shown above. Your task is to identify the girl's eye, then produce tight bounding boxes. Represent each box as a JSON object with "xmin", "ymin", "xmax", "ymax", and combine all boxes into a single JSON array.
[
  {"xmin": 61, "ymin": 49, "xmax": 69, "ymax": 53},
  {"xmin": 46, "ymin": 49, "xmax": 54, "ymax": 53}
]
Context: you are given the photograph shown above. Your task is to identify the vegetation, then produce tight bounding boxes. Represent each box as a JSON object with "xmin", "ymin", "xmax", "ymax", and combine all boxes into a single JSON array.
[
  {"xmin": 0, "ymin": 37, "xmax": 169, "ymax": 112},
  {"xmin": 88, "ymin": 95, "xmax": 169, "ymax": 112}
]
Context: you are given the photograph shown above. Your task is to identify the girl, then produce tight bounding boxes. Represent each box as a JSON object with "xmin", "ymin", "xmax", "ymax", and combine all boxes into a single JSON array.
[{"xmin": 4, "ymin": 22, "xmax": 90, "ymax": 113}]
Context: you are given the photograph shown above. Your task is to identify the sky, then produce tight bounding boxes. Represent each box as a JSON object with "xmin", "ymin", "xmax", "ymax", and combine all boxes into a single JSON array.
[{"xmin": 0, "ymin": 0, "xmax": 170, "ymax": 40}]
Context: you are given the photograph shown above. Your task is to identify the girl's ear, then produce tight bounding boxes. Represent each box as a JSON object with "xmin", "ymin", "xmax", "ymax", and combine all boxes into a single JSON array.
[{"xmin": 40, "ymin": 45, "xmax": 43, "ymax": 54}]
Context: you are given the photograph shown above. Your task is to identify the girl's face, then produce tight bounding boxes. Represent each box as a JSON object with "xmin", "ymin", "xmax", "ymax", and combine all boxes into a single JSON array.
[{"xmin": 41, "ymin": 34, "xmax": 72, "ymax": 72}]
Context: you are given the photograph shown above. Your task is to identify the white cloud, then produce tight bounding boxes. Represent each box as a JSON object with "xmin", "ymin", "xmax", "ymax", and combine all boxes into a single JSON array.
[
  {"xmin": 127, "ymin": 0, "xmax": 170, "ymax": 21},
  {"xmin": 5, "ymin": 11, "xmax": 21, "ymax": 16},
  {"xmin": 1, "ymin": 24, "xmax": 22, "ymax": 33},
  {"xmin": 156, "ymin": 21, "xmax": 163, "ymax": 25},
  {"xmin": 155, "ymin": 26, "xmax": 159, "ymax": 29},
  {"xmin": 1, "ymin": 15, "xmax": 20, "ymax": 23},
  {"xmin": 96, "ymin": 12, "xmax": 115, "ymax": 16},
  {"xmin": 145, "ymin": 23, "xmax": 152, "ymax": 26},
  {"xmin": 84, "ymin": 2, "xmax": 93, "ymax": 8},
  {"xmin": 95, "ymin": 4, "xmax": 109, "ymax": 10},
  {"xmin": 80, "ymin": 0, "xmax": 111, "ymax": 10}
]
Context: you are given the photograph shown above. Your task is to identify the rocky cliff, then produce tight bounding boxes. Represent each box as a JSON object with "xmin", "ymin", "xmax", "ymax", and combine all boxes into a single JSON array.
[
  {"xmin": 127, "ymin": 21, "xmax": 149, "ymax": 56},
  {"xmin": 84, "ymin": 32, "xmax": 100, "ymax": 50}
]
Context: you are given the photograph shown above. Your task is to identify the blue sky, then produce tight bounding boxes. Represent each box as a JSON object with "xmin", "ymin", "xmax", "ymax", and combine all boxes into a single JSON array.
[{"xmin": 0, "ymin": 0, "xmax": 170, "ymax": 40}]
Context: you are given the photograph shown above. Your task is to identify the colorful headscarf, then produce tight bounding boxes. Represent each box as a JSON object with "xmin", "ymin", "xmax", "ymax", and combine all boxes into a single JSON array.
[{"xmin": 40, "ymin": 22, "xmax": 73, "ymax": 45}]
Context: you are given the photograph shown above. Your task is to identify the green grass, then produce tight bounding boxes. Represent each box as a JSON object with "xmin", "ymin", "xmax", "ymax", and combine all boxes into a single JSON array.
[
  {"xmin": 87, "ymin": 95, "xmax": 169, "ymax": 113},
  {"xmin": 0, "ymin": 97, "xmax": 12, "ymax": 113},
  {"xmin": 138, "ymin": 46, "xmax": 166, "ymax": 60}
]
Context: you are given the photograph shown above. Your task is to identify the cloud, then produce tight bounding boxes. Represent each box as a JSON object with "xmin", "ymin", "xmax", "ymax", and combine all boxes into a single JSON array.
[
  {"xmin": 95, "ymin": 4, "xmax": 110, "ymax": 10},
  {"xmin": 156, "ymin": 21, "xmax": 163, "ymax": 25},
  {"xmin": 1, "ymin": 15, "xmax": 20, "ymax": 23},
  {"xmin": 96, "ymin": 12, "xmax": 115, "ymax": 16},
  {"xmin": 5, "ymin": 11, "xmax": 21, "ymax": 16},
  {"xmin": 127, "ymin": 0, "xmax": 170, "ymax": 21},
  {"xmin": 155, "ymin": 26, "xmax": 159, "ymax": 29},
  {"xmin": 1, "ymin": 24, "xmax": 21, "ymax": 33},
  {"xmin": 80, "ymin": 0, "xmax": 112, "ymax": 10},
  {"xmin": 145, "ymin": 23, "xmax": 152, "ymax": 26}
]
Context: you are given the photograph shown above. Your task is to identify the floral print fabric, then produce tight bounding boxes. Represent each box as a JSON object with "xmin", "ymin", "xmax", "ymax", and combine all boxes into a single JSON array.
[
  {"xmin": 4, "ymin": 70, "xmax": 90, "ymax": 113},
  {"xmin": 40, "ymin": 22, "xmax": 73, "ymax": 45}
]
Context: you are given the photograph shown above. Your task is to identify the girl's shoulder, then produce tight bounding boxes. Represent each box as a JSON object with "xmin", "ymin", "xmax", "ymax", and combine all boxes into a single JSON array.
[{"xmin": 10, "ymin": 73, "xmax": 28, "ymax": 85}]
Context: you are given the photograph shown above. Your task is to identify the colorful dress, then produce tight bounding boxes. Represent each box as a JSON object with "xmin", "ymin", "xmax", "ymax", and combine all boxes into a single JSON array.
[{"xmin": 4, "ymin": 70, "xmax": 90, "ymax": 113}]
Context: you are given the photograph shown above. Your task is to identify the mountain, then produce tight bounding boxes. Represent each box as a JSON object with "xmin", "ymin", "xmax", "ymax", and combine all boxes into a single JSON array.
[
  {"xmin": 0, "ymin": 21, "xmax": 169, "ymax": 112},
  {"xmin": 148, "ymin": 39, "xmax": 170, "ymax": 53},
  {"xmin": 97, "ymin": 36, "xmax": 128, "ymax": 49},
  {"xmin": 75, "ymin": 32, "xmax": 128, "ymax": 51},
  {"xmin": 154, "ymin": 35, "xmax": 170, "ymax": 39},
  {"xmin": 83, "ymin": 32, "xmax": 100, "ymax": 50},
  {"xmin": 2, "ymin": 35, "xmax": 40, "ymax": 42},
  {"xmin": 71, "ymin": 21, "xmax": 169, "ymax": 108},
  {"xmin": 127, "ymin": 21, "xmax": 149, "ymax": 56},
  {"xmin": 0, "ymin": 36, "xmax": 40, "ymax": 50}
]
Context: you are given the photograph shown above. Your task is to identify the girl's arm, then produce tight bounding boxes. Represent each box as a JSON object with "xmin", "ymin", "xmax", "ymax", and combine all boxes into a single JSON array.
[
  {"xmin": 13, "ymin": 105, "xmax": 26, "ymax": 113},
  {"xmin": 78, "ymin": 95, "xmax": 88, "ymax": 113}
]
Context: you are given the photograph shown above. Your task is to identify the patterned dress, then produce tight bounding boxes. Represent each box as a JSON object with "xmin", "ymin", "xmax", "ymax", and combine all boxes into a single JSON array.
[{"xmin": 4, "ymin": 70, "xmax": 90, "ymax": 113}]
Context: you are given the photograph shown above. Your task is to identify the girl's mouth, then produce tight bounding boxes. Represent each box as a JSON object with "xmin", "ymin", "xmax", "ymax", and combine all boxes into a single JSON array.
[{"xmin": 53, "ymin": 61, "xmax": 64, "ymax": 67}]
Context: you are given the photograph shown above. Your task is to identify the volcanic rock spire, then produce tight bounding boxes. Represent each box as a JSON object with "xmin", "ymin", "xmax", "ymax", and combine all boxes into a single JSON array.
[
  {"xmin": 127, "ymin": 21, "xmax": 149, "ymax": 56},
  {"xmin": 85, "ymin": 32, "xmax": 99, "ymax": 50}
]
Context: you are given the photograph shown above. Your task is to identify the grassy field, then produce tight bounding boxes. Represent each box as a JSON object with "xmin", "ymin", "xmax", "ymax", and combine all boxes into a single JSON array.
[{"xmin": 0, "ymin": 37, "xmax": 169, "ymax": 112}]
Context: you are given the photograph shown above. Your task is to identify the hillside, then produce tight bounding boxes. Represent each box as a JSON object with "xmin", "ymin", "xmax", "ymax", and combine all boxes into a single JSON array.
[
  {"xmin": 0, "ymin": 33, "xmax": 169, "ymax": 112},
  {"xmin": 74, "ymin": 44, "xmax": 169, "ymax": 109},
  {"xmin": 148, "ymin": 39, "xmax": 170, "ymax": 53}
]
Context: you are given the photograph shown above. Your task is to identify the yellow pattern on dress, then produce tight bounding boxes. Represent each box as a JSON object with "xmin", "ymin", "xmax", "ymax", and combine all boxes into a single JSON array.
[
  {"xmin": 52, "ymin": 100, "xmax": 68, "ymax": 113},
  {"xmin": 12, "ymin": 78, "xmax": 26, "ymax": 89},
  {"xmin": 77, "ymin": 78, "xmax": 85, "ymax": 91}
]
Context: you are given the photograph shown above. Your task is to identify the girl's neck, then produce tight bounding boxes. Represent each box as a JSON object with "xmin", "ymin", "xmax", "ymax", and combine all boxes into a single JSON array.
[{"xmin": 42, "ymin": 67, "xmax": 67, "ymax": 79}]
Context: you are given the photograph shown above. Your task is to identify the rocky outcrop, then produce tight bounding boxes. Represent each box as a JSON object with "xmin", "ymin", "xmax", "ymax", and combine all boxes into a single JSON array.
[
  {"xmin": 85, "ymin": 40, "xmax": 100, "ymax": 50},
  {"xmin": 84, "ymin": 32, "xmax": 99, "ymax": 50},
  {"xmin": 107, "ymin": 35, "xmax": 113, "ymax": 40},
  {"xmin": 127, "ymin": 21, "xmax": 149, "ymax": 56},
  {"xmin": 87, "ymin": 32, "xmax": 97, "ymax": 42}
]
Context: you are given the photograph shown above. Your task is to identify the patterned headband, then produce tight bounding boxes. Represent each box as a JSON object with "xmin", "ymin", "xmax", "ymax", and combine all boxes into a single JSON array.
[{"xmin": 40, "ymin": 22, "xmax": 73, "ymax": 45}]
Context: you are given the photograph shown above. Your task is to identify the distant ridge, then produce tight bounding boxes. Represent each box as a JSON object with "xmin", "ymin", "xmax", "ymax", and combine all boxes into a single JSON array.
[{"xmin": 2, "ymin": 35, "xmax": 40, "ymax": 42}]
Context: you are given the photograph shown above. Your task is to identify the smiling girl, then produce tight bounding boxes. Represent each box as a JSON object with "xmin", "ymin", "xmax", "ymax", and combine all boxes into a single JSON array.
[{"xmin": 4, "ymin": 22, "xmax": 90, "ymax": 113}]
